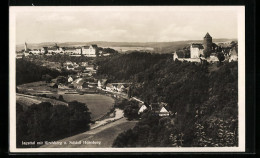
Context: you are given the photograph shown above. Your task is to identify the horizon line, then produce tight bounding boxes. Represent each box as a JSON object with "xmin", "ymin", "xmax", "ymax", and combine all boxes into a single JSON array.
[{"xmin": 17, "ymin": 38, "xmax": 238, "ymax": 45}]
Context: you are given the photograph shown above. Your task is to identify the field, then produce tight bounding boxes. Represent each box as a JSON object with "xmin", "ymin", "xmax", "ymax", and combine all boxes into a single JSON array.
[
  {"xmin": 17, "ymin": 81, "xmax": 115, "ymax": 121},
  {"xmin": 16, "ymin": 93, "xmax": 68, "ymax": 109},
  {"xmin": 41, "ymin": 118, "xmax": 137, "ymax": 148},
  {"xmin": 17, "ymin": 81, "xmax": 56, "ymax": 94},
  {"xmin": 52, "ymin": 94, "xmax": 115, "ymax": 121},
  {"xmin": 102, "ymin": 46, "xmax": 154, "ymax": 53}
]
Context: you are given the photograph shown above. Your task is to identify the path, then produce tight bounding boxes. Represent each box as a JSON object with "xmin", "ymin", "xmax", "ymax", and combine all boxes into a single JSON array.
[
  {"xmin": 41, "ymin": 117, "xmax": 137, "ymax": 148},
  {"xmin": 90, "ymin": 108, "xmax": 124, "ymax": 130}
]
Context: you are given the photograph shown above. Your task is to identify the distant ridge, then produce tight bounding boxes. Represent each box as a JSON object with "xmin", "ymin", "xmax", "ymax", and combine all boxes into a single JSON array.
[{"xmin": 16, "ymin": 38, "xmax": 237, "ymax": 53}]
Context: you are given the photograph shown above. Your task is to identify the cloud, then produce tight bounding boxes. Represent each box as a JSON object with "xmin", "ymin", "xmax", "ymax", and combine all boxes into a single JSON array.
[{"xmin": 15, "ymin": 7, "xmax": 239, "ymax": 44}]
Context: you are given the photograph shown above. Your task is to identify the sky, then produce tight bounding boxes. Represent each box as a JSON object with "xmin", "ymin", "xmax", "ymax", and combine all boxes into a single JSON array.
[{"xmin": 13, "ymin": 6, "xmax": 241, "ymax": 44}]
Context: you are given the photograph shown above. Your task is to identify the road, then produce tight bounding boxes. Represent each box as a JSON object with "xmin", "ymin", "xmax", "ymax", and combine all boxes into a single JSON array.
[{"xmin": 41, "ymin": 117, "xmax": 137, "ymax": 148}]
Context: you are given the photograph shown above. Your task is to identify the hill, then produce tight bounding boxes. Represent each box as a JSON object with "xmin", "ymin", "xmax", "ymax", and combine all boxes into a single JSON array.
[
  {"xmin": 16, "ymin": 93, "xmax": 68, "ymax": 108},
  {"xmin": 95, "ymin": 51, "xmax": 238, "ymax": 147},
  {"xmin": 16, "ymin": 39, "xmax": 237, "ymax": 53}
]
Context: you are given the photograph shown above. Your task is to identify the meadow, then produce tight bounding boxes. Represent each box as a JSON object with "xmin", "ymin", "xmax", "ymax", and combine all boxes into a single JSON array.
[{"xmin": 49, "ymin": 94, "xmax": 115, "ymax": 121}]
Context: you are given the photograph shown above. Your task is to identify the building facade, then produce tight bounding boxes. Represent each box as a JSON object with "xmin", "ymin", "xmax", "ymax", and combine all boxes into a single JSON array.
[
  {"xmin": 82, "ymin": 45, "xmax": 98, "ymax": 57},
  {"xmin": 190, "ymin": 43, "xmax": 204, "ymax": 58}
]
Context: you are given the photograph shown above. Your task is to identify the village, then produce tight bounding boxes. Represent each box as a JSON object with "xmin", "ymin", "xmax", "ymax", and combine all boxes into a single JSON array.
[
  {"xmin": 16, "ymin": 32, "xmax": 239, "ymax": 126},
  {"xmin": 11, "ymin": 5, "xmax": 244, "ymax": 149}
]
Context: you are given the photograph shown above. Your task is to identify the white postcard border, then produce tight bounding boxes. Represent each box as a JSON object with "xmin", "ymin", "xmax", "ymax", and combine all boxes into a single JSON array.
[{"xmin": 9, "ymin": 6, "xmax": 245, "ymax": 153}]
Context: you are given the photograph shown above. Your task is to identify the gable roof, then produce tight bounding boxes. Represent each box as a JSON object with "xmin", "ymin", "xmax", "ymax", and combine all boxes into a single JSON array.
[
  {"xmin": 117, "ymin": 84, "xmax": 125, "ymax": 89},
  {"xmin": 91, "ymin": 44, "xmax": 98, "ymax": 48},
  {"xmin": 191, "ymin": 43, "xmax": 204, "ymax": 49},
  {"xmin": 106, "ymin": 83, "xmax": 113, "ymax": 88},
  {"xmin": 160, "ymin": 107, "xmax": 169, "ymax": 113},
  {"xmin": 82, "ymin": 46, "xmax": 90, "ymax": 49},
  {"xmin": 149, "ymin": 102, "xmax": 170, "ymax": 112}
]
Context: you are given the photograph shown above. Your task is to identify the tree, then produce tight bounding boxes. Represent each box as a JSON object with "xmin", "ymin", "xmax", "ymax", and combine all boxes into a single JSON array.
[
  {"xmin": 123, "ymin": 100, "xmax": 140, "ymax": 120},
  {"xmin": 16, "ymin": 101, "xmax": 93, "ymax": 147},
  {"xmin": 56, "ymin": 76, "xmax": 67, "ymax": 84},
  {"xmin": 203, "ymin": 49, "xmax": 211, "ymax": 58},
  {"xmin": 217, "ymin": 52, "xmax": 225, "ymax": 63},
  {"xmin": 58, "ymin": 95, "xmax": 65, "ymax": 102},
  {"xmin": 68, "ymin": 101, "xmax": 92, "ymax": 134}
]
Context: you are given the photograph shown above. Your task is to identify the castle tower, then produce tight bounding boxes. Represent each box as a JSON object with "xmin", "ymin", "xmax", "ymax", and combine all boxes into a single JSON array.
[
  {"xmin": 24, "ymin": 42, "xmax": 28, "ymax": 51},
  {"xmin": 203, "ymin": 32, "xmax": 212, "ymax": 57}
]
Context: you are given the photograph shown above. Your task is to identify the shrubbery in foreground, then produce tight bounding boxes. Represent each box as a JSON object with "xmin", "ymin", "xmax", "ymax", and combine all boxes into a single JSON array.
[{"xmin": 16, "ymin": 101, "xmax": 92, "ymax": 148}]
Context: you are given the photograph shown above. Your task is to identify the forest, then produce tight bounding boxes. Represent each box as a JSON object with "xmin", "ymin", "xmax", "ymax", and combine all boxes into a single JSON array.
[
  {"xmin": 95, "ymin": 51, "xmax": 238, "ymax": 147},
  {"xmin": 16, "ymin": 101, "xmax": 92, "ymax": 148},
  {"xmin": 16, "ymin": 59, "xmax": 74, "ymax": 85}
]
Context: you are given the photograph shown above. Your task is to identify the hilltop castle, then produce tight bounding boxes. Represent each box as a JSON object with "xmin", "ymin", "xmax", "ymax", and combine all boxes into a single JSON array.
[
  {"xmin": 190, "ymin": 32, "xmax": 215, "ymax": 58},
  {"xmin": 173, "ymin": 32, "xmax": 238, "ymax": 63}
]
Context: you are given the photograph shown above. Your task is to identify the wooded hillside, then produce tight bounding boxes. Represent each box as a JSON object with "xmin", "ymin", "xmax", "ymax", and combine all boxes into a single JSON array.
[{"xmin": 96, "ymin": 52, "xmax": 238, "ymax": 147}]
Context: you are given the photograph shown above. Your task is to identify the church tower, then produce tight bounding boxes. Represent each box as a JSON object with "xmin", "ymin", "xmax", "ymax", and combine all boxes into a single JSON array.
[
  {"xmin": 24, "ymin": 42, "xmax": 28, "ymax": 51},
  {"xmin": 203, "ymin": 32, "xmax": 212, "ymax": 57}
]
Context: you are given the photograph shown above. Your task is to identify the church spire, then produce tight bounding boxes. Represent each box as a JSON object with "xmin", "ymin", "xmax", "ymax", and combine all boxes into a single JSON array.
[{"xmin": 24, "ymin": 42, "xmax": 28, "ymax": 51}]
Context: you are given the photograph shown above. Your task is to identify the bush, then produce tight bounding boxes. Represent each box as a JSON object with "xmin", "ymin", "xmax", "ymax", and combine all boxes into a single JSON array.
[{"xmin": 16, "ymin": 101, "xmax": 92, "ymax": 148}]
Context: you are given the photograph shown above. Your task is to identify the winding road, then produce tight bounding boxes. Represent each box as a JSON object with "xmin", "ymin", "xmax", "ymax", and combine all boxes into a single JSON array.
[{"xmin": 41, "ymin": 117, "xmax": 137, "ymax": 148}]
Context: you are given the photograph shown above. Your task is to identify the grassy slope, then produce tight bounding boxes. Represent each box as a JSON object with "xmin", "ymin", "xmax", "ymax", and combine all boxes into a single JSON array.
[{"xmin": 16, "ymin": 93, "xmax": 68, "ymax": 107}]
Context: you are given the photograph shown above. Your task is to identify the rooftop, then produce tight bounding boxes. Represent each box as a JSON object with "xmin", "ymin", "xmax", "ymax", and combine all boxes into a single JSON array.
[{"xmin": 204, "ymin": 32, "xmax": 212, "ymax": 38}]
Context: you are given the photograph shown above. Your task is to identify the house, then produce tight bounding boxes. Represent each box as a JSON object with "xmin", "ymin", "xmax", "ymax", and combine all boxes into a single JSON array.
[
  {"xmin": 68, "ymin": 84, "xmax": 74, "ymax": 88},
  {"xmin": 72, "ymin": 78, "xmax": 88, "ymax": 89},
  {"xmin": 49, "ymin": 83, "xmax": 58, "ymax": 88},
  {"xmin": 68, "ymin": 76, "xmax": 74, "ymax": 83},
  {"xmin": 149, "ymin": 102, "xmax": 171, "ymax": 117},
  {"xmin": 67, "ymin": 64, "xmax": 74, "ymax": 70},
  {"xmin": 112, "ymin": 84, "xmax": 118, "ymax": 91},
  {"xmin": 159, "ymin": 106, "xmax": 170, "ymax": 117},
  {"xmin": 173, "ymin": 52, "xmax": 179, "ymax": 61},
  {"xmin": 229, "ymin": 48, "xmax": 238, "ymax": 62},
  {"xmin": 58, "ymin": 84, "xmax": 68, "ymax": 89},
  {"xmin": 106, "ymin": 83, "xmax": 114, "ymax": 91},
  {"xmin": 65, "ymin": 61, "xmax": 73, "ymax": 66},
  {"xmin": 209, "ymin": 53, "xmax": 219, "ymax": 62},
  {"xmin": 73, "ymin": 63, "xmax": 79, "ymax": 68},
  {"xmin": 78, "ymin": 81, "xmax": 88, "ymax": 89},
  {"xmin": 29, "ymin": 49, "xmax": 42, "ymax": 55},
  {"xmin": 117, "ymin": 84, "xmax": 125, "ymax": 92},
  {"xmin": 82, "ymin": 45, "xmax": 98, "ymax": 57},
  {"xmin": 85, "ymin": 65, "xmax": 95, "ymax": 71},
  {"xmin": 190, "ymin": 43, "xmax": 204, "ymax": 58},
  {"xmin": 138, "ymin": 104, "xmax": 148, "ymax": 115},
  {"xmin": 80, "ymin": 62, "xmax": 88, "ymax": 67},
  {"xmin": 98, "ymin": 79, "xmax": 108, "ymax": 89}
]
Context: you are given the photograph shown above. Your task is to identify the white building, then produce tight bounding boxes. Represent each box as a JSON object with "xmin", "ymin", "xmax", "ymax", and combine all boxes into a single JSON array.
[
  {"xmin": 173, "ymin": 52, "xmax": 179, "ymax": 61},
  {"xmin": 159, "ymin": 107, "xmax": 170, "ymax": 117},
  {"xmin": 117, "ymin": 84, "xmax": 125, "ymax": 92},
  {"xmin": 68, "ymin": 76, "xmax": 74, "ymax": 83},
  {"xmin": 190, "ymin": 43, "xmax": 204, "ymax": 58},
  {"xmin": 66, "ymin": 65, "xmax": 74, "ymax": 70},
  {"xmin": 229, "ymin": 48, "xmax": 238, "ymax": 62},
  {"xmin": 138, "ymin": 104, "xmax": 148, "ymax": 115},
  {"xmin": 82, "ymin": 45, "xmax": 98, "ymax": 57},
  {"xmin": 106, "ymin": 83, "xmax": 114, "ymax": 91},
  {"xmin": 29, "ymin": 49, "xmax": 42, "ymax": 55}
]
